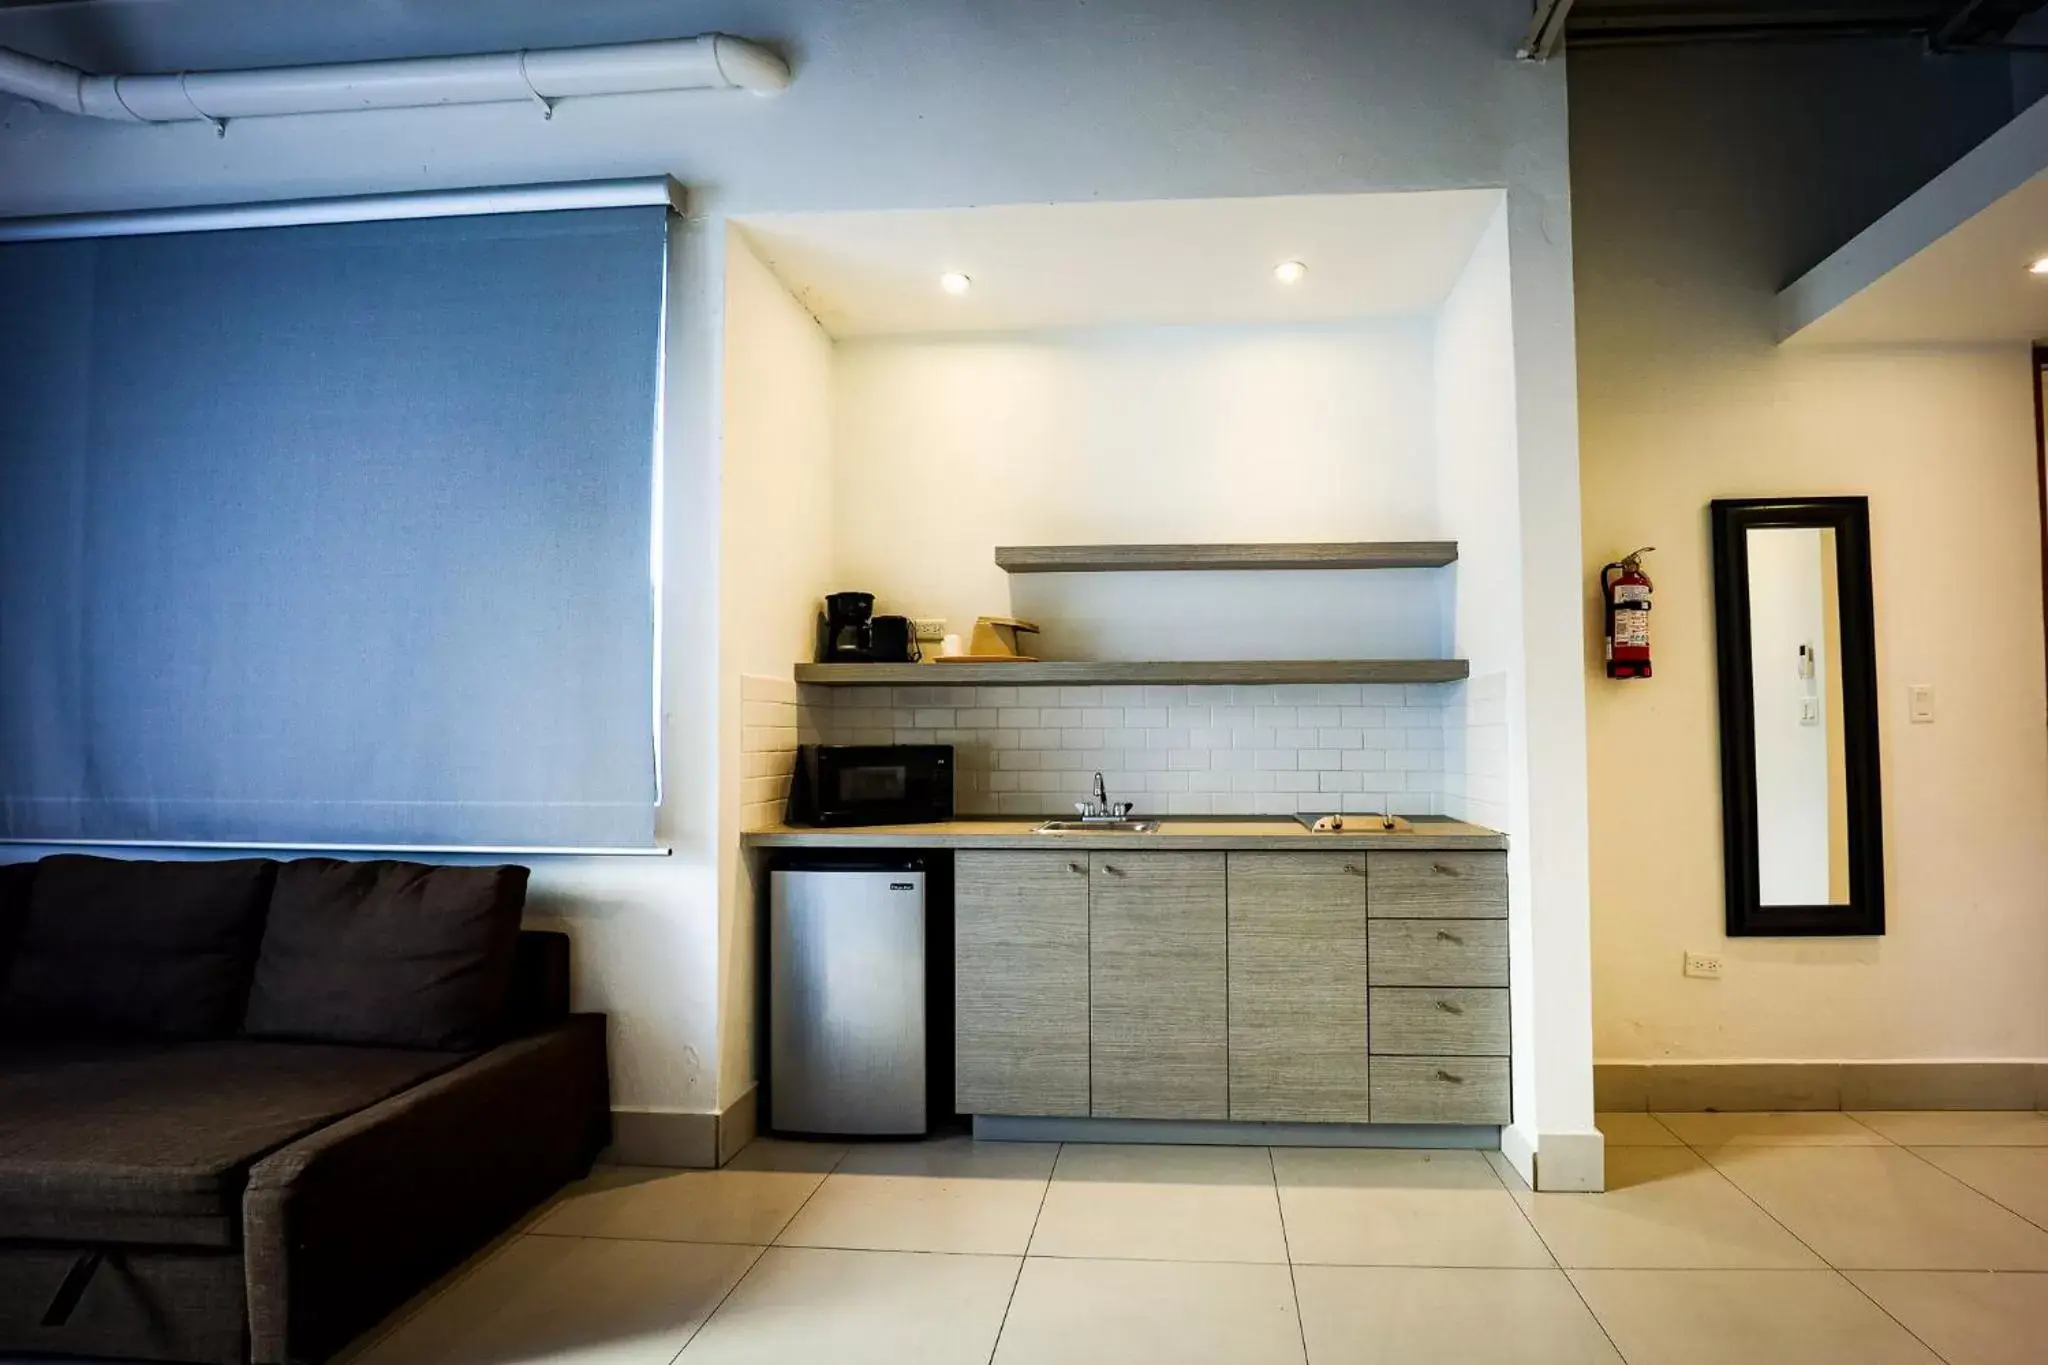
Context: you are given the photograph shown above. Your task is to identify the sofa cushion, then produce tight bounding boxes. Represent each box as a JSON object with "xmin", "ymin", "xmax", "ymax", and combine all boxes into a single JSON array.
[
  {"xmin": 0, "ymin": 861, "xmax": 31, "ymax": 978},
  {"xmin": 0, "ymin": 1038, "xmax": 466, "ymax": 1248},
  {"xmin": 243, "ymin": 860, "xmax": 528, "ymax": 1051},
  {"xmin": 0, "ymin": 856, "xmax": 276, "ymax": 1040}
]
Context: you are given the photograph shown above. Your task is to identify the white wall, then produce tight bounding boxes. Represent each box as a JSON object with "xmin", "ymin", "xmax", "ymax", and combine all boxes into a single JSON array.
[
  {"xmin": 0, "ymin": 0, "xmax": 1589, "ymax": 1150},
  {"xmin": 716, "ymin": 230, "xmax": 835, "ymax": 1110},
  {"xmin": 829, "ymin": 324, "xmax": 1445, "ymax": 662},
  {"xmin": 1575, "ymin": 41, "xmax": 2048, "ymax": 1065}
]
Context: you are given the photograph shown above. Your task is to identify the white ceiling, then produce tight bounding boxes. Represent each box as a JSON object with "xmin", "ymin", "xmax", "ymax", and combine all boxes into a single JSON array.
[
  {"xmin": 1781, "ymin": 94, "xmax": 2048, "ymax": 346},
  {"xmin": 732, "ymin": 190, "xmax": 1503, "ymax": 339}
]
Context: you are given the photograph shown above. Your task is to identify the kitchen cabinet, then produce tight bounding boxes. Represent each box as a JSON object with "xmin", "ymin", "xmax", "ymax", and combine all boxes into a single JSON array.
[
  {"xmin": 950, "ymin": 843, "xmax": 1511, "ymax": 1129},
  {"xmin": 954, "ymin": 852, "xmax": 1091, "ymax": 1117},
  {"xmin": 1366, "ymin": 852, "xmax": 1508, "ymax": 919},
  {"xmin": 1089, "ymin": 852, "xmax": 1228, "ymax": 1120},
  {"xmin": 1225, "ymin": 853, "xmax": 1372, "ymax": 1123}
]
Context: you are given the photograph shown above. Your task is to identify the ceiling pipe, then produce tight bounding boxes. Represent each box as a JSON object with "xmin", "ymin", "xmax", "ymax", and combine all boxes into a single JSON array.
[{"xmin": 0, "ymin": 34, "xmax": 789, "ymax": 129}]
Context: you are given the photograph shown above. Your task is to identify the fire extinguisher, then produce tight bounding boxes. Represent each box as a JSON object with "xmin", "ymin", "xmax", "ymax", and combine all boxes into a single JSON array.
[{"xmin": 1602, "ymin": 547, "xmax": 1655, "ymax": 680}]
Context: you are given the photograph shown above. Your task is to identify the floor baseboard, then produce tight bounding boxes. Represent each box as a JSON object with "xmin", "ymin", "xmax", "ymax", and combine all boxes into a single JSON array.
[
  {"xmin": 1596, "ymin": 1061, "xmax": 2048, "ymax": 1112},
  {"xmin": 604, "ymin": 1088, "xmax": 761, "ymax": 1169}
]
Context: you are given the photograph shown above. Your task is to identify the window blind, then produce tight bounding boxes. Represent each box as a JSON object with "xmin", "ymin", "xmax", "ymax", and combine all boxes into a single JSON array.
[{"xmin": 0, "ymin": 202, "xmax": 667, "ymax": 848}]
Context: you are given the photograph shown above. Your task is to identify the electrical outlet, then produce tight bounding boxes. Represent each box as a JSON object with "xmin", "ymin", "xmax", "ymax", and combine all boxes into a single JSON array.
[
  {"xmin": 1683, "ymin": 951, "xmax": 1723, "ymax": 980},
  {"xmin": 911, "ymin": 617, "xmax": 947, "ymax": 642},
  {"xmin": 1908, "ymin": 683, "xmax": 1935, "ymax": 724}
]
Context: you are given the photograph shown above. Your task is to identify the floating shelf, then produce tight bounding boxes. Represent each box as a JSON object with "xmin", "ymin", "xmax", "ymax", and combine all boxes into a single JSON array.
[
  {"xmin": 994, "ymin": 541, "xmax": 1458, "ymax": 573},
  {"xmin": 794, "ymin": 660, "xmax": 1469, "ymax": 686}
]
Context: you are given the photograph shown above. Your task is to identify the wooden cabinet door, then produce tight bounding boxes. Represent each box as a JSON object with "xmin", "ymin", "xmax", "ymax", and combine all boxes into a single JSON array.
[
  {"xmin": 1226, "ymin": 852, "xmax": 1372, "ymax": 1123},
  {"xmin": 955, "ymin": 851, "xmax": 1091, "ymax": 1117},
  {"xmin": 1089, "ymin": 852, "xmax": 1227, "ymax": 1120}
]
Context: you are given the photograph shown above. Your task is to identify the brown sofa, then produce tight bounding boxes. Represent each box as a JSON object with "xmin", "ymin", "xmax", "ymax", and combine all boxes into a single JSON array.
[{"xmin": 0, "ymin": 854, "xmax": 611, "ymax": 1364}]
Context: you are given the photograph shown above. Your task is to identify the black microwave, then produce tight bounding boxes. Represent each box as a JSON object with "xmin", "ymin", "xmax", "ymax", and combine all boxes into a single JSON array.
[{"xmin": 786, "ymin": 744, "xmax": 954, "ymax": 827}]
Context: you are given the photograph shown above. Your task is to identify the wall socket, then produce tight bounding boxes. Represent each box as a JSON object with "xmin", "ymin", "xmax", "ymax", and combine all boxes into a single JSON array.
[
  {"xmin": 1683, "ymin": 951, "xmax": 1723, "ymax": 980},
  {"xmin": 911, "ymin": 618, "xmax": 947, "ymax": 642}
]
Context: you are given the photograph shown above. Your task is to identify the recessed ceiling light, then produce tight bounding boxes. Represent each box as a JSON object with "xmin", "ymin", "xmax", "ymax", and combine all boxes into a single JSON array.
[
  {"xmin": 1273, "ymin": 260, "xmax": 1308, "ymax": 285},
  {"xmin": 2030, "ymin": 257, "xmax": 2048, "ymax": 276},
  {"xmin": 940, "ymin": 272, "xmax": 972, "ymax": 294}
]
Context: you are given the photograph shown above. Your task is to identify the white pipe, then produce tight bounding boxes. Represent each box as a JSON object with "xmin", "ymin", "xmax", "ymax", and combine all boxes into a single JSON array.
[{"xmin": 0, "ymin": 34, "xmax": 788, "ymax": 125}]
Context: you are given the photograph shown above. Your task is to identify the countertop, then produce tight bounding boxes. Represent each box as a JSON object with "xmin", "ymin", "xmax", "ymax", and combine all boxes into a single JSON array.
[{"xmin": 740, "ymin": 817, "xmax": 1506, "ymax": 852}]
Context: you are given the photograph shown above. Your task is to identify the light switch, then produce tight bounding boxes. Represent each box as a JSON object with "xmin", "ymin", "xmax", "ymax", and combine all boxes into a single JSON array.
[
  {"xmin": 1799, "ymin": 697, "xmax": 1820, "ymax": 726},
  {"xmin": 1909, "ymin": 684, "xmax": 1936, "ymax": 724}
]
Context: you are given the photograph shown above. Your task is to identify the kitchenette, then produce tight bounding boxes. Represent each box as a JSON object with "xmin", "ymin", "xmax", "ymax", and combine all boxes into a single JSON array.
[{"xmin": 721, "ymin": 187, "xmax": 1554, "ymax": 1173}]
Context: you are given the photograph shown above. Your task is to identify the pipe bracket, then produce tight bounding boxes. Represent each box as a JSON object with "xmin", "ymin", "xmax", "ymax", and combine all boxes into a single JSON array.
[{"xmin": 515, "ymin": 51, "xmax": 555, "ymax": 120}]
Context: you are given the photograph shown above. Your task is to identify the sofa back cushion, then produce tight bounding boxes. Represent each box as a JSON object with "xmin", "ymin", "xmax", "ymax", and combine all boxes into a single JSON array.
[
  {"xmin": 243, "ymin": 859, "xmax": 528, "ymax": 1050},
  {"xmin": 0, "ymin": 856, "xmax": 278, "ymax": 1038}
]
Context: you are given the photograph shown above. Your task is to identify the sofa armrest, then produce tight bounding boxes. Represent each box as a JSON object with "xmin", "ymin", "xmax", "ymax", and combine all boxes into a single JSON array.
[
  {"xmin": 242, "ymin": 1014, "xmax": 609, "ymax": 1365},
  {"xmin": 505, "ymin": 929, "xmax": 573, "ymax": 1034}
]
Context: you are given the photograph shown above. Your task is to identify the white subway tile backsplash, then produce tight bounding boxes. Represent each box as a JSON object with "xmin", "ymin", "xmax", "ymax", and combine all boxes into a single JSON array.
[{"xmin": 796, "ymin": 676, "xmax": 1456, "ymax": 819}]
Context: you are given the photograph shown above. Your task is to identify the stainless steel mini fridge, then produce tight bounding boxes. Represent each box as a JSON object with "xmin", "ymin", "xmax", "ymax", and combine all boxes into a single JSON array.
[{"xmin": 768, "ymin": 863, "xmax": 928, "ymax": 1136}]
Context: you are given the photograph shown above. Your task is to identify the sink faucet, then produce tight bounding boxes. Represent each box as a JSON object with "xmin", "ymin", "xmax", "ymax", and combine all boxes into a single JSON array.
[{"xmin": 1076, "ymin": 772, "xmax": 1135, "ymax": 823}]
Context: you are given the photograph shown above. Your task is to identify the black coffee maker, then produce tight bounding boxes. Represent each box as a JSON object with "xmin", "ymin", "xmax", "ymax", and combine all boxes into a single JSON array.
[{"xmin": 820, "ymin": 591, "xmax": 876, "ymax": 662}]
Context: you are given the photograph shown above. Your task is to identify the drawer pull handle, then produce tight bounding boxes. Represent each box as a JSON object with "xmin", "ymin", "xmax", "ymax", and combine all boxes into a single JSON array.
[
  {"xmin": 1436, "ymin": 1069, "xmax": 1466, "ymax": 1085},
  {"xmin": 1435, "ymin": 999, "xmax": 1465, "ymax": 1015},
  {"xmin": 1435, "ymin": 930, "xmax": 1464, "ymax": 945},
  {"xmin": 1432, "ymin": 862, "xmax": 1461, "ymax": 878},
  {"xmin": 1101, "ymin": 864, "xmax": 1126, "ymax": 877},
  {"xmin": 1067, "ymin": 862, "xmax": 1086, "ymax": 875},
  {"xmin": 1344, "ymin": 864, "xmax": 1366, "ymax": 876}
]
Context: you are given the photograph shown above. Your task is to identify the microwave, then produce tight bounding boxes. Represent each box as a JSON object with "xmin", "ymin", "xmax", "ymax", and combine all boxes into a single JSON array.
[{"xmin": 786, "ymin": 745, "xmax": 954, "ymax": 827}]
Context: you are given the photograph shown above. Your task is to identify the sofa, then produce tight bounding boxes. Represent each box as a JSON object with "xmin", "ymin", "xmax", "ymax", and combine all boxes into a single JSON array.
[{"xmin": 0, "ymin": 854, "xmax": 611, "ymax": 1365}]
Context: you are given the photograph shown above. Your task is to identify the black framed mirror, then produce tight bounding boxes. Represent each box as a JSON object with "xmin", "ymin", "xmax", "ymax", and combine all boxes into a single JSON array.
[{"xmin": 1710, "ymin": 497, "xmax": 1884, "ymax": 936}]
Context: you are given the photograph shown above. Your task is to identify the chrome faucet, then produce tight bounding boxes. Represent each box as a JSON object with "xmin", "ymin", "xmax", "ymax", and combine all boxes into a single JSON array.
[{"xmin": 1075, "ymin": 771, "xmax": 1135, "ymax": 823}]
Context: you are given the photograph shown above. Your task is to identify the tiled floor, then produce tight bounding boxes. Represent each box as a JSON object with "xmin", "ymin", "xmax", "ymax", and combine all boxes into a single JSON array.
[{"xmin": 345, "ymin": 1110, "xmax": 2048, "ymax": 1365}]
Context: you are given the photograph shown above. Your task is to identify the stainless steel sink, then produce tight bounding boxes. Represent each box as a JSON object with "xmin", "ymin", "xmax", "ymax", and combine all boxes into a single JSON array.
[{"xmin": 1033, "ymin": 819, "xmax": 1161, "ymax": 834}]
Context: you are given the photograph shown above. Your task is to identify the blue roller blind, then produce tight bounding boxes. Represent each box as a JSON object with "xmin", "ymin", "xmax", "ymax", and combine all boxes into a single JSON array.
[{"xmin": 0, "ymin": 204, "xmax": 666, "ymax": 848}]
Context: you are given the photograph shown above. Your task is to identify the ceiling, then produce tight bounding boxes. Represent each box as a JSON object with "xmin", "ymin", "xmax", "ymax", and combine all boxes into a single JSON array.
[
  {"xmin": 732, "ymin": 191, "xmax": 1504, "ymax": 339},
  {"xmin": 1561, "ymin": 0, "xmax": 2047, "ymax": 46},
  {"xmin": 1779, "ymin": 89, "xmax": 2048, "ymax": 343}
]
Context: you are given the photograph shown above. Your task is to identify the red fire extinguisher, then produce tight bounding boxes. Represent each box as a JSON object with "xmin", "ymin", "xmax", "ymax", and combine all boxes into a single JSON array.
[{"xmin": 1602, "ymin": 547, "xmax": 1654, "ymax": 680}]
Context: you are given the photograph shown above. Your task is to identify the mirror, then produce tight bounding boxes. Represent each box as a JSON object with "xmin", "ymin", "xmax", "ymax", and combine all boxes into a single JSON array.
[{"xmin": 1711, "ymin": 499, "xmax": 1884, "ymax": 936}]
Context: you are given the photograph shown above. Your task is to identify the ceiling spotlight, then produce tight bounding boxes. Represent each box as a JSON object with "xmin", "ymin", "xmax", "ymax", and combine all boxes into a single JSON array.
[
  {"xmin": 2030, "ymin": 258, "xmax": 2048, "ymax": 277},
  {"xmin": 940, "ymin": 272, "xmax": 972, "ymax": 294},
  {"xmin": 1273, "ymin": 260, "xmax": 1308, "ymax": 285}
]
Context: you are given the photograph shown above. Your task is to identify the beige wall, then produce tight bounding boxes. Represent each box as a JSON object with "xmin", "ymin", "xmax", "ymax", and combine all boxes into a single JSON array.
[{"xmin": 1574, "ymin": 42, "xmax": 2048, "ymax": 1064}]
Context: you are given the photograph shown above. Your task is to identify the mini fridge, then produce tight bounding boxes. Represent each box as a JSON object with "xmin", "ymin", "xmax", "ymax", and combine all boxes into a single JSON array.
[{"xmin": 768, "ymin": 860, "xmax": 929, "ymax": 1137}]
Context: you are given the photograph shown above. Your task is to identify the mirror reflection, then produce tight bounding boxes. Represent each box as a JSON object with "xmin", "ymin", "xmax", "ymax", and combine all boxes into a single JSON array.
[{"xmin": 1745, "ymin": 526, "xmax": 1849, "ymax": 906}]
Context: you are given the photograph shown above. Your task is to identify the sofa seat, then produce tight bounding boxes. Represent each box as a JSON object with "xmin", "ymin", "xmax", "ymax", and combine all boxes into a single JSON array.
[{"xmin": 0, "ymin": 1039, "xmax": 467, "ymax": 1248}]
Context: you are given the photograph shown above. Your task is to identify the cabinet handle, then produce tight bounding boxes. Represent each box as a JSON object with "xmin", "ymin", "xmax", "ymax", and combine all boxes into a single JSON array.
[
  {"xmin": 1436, "ymin": 1069, "xmax": 1466, "ymax": 1085},
  {"xmin": 1432, "ymin": 862, "xmax": 1461, "ymax": 878},
  {"xmin": 1435, "ymin": 929, "xmax": 1464, "ymax": 945},
  {"xmin": 1434, "ymin": 999, "xmax": 1465, "ymax": 1015},
  {"xmin": 1101, "ymin": 864, "xmax": 1126, "ymax": 877},
  {"xmin": 1067, "ymin": 862, "xmax": 1086, "ymax": 875},
  {"xmin": 1343, "ymin": 863, "xmax": 1366, "ymax": 876}
]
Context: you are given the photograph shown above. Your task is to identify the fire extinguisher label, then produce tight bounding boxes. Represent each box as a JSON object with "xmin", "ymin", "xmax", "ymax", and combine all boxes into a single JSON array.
[
  {"xmin": 1614, "ymin": 608, "xmax": 1650, "ymax": 648},
  {"xmin": 1613, "ymin": 584, "xmax": 1651, "ymax": 608}
]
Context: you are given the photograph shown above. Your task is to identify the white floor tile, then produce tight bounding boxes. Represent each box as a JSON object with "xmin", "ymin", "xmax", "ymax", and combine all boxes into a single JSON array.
[
  {"xmin": 678, "ymin": 1246, "xmax": 1019, "ymax": 1364},
  {"xmin": 1028, "ymin": 1143, "xmax": 1289, "ymax": 1263},
  {"xmin": 1294, "ymin": 1266, "xmax": 1621, "ymax": 1364},
  {"xmin": 993, "ymin": 1256, "xmax": 1304, "ymax": 1365},
  {"xmin": 775, "ymin": 1137, "xmax": 1056, "ymax": 1254}
]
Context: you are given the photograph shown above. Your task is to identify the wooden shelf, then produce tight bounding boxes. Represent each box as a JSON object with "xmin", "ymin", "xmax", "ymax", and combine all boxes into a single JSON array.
[
  {"xmin": 794, "ymin": 660, "xmax": 1469, "ymax": 686},
  {"xmin": 994, "ymin": 541, "xmax": 1458, "ymax": 573}
]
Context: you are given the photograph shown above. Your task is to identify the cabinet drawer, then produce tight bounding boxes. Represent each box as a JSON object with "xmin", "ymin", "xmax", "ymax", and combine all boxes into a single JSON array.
[
  {"xmin": 1369, "ymin": 1057, "xmax": 1511, "ymax": 1124},
  {"xmin": 1368, "ymin": 919, "xmax": 1508, "ymax": 987},
  {"xmin": 1369, "ymin": 988, "xmax": 1509, "ymax": 1056},
  {"xmin": 1367, "ymin": 852, "xmax": 1507, "ymax": 919}
]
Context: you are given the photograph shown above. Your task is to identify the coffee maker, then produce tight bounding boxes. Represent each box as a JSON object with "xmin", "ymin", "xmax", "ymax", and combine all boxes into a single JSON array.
[{"xmin": 819, "ymin": 591, "xmax": 920, "ymax": 663}]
